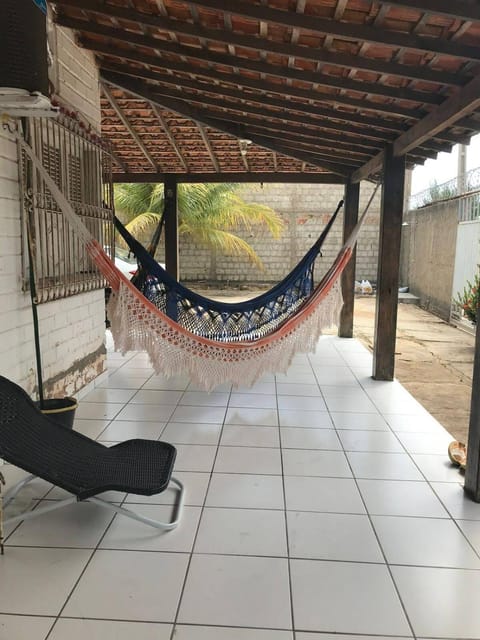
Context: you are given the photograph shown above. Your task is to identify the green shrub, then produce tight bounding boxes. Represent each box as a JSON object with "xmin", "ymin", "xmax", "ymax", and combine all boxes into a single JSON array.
[{"xmin": 456, "ymin": 272, "xmax": 480, "ymax": 323}]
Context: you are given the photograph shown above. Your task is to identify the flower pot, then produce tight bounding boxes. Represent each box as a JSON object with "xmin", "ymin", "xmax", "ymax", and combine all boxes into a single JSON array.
[{"xmin": 35, "ymin": 397, "xmax": 78, "ymax": 430}]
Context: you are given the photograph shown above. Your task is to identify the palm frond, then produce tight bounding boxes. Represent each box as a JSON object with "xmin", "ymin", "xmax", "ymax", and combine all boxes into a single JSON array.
[{"xmin": 114, "ymin": 184, "xmax": 156, "ymax": 220}]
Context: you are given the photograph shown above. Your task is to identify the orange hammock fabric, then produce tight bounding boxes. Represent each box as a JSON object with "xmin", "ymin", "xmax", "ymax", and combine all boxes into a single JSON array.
[{"xmin": 20, "ymin": 136, "xmax": 369, "ymax": 390}]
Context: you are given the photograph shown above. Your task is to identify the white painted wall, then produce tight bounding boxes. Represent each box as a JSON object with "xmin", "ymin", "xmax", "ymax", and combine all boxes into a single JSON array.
[{"xmin": 0, "ymin": 23, "xmax": 106, "ymax": 395}]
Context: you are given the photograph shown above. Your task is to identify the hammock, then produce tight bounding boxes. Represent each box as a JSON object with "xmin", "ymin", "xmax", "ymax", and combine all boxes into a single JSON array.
[
  {"xmin": 19, "ymin": 134, "xmax": 376, "ymax": 390},
  {"xmin": 113, "ymin": 199, "xmax": 343, "ymax": 341}
]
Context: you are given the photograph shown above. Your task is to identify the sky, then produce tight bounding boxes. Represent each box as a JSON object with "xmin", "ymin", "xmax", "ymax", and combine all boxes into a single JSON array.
[{"xmin": 410, "ymin": 132, "xmax": 480, "ymax": 196}]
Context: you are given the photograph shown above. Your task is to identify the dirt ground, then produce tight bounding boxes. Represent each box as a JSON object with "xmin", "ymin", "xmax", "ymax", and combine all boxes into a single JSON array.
[
  {"xmin": 197, "ymin": 285, "xmax": 476, "ymax": 443},
  {"xmin": 353, "ymin": 296, "xmax": 475, "ymax": 444}
]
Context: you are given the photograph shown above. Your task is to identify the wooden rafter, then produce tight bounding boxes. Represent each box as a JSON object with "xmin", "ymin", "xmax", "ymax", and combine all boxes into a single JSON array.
[
  {"xmin": 112, "ymin": 172, "xmax": 346, "ymax": 183},
  {"xmin": 380, "ymin": 0, "xmax": 480, "ymax": 23},
  {"xmin": 56, "ymin": 16, "xmax": 445, "ymax": 105},
  {"xmin": 197, "ymin": 123, "xmax": 220, "ymax": 172},
  {"xmin": 150, "ymin": 103, "xmax": 189, "ymax": 171},
  {"xmin": 101, "ymin": 82, "xmax": 158, "ymax": 171}
]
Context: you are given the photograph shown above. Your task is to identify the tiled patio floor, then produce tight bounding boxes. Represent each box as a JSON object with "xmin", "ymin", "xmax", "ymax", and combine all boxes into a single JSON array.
[{"xmin": 2, "ymin": 335, "xmax": 480, "ymax": 639}]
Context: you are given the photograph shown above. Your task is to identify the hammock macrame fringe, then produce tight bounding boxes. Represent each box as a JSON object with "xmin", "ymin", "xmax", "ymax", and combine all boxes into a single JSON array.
[{"xmin": 108, "ymin": 279, "xmax": 343, "ymax": 391}]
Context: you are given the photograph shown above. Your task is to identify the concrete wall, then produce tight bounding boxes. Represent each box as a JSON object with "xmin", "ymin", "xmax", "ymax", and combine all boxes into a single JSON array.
[
  {"xmin": 401, "ymin": 199, "xmax": 458, "ymax": 320},
  {"xmin": 174, "ymin": 182, "xmax": 381, "ymax": 286},
  {"xmin": 0, "ymin": 22, "xmax": 105, "ymax": 395}
]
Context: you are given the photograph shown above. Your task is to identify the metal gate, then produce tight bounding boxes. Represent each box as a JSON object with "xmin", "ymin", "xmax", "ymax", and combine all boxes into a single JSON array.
[{"xmin": 451, "ymin": 192, "xmax": 480, "ymax": 322}]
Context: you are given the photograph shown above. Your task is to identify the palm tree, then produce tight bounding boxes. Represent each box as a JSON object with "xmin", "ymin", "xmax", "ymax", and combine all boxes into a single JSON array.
[{"xmin": 114, "ymin": 183, "xmax": 284, "ymax": 268}]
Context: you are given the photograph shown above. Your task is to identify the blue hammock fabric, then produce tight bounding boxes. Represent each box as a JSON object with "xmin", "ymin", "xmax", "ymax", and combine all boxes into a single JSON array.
[{"xmin": 114, "ymin": 200, "xmax": 343, "ymax": 342}]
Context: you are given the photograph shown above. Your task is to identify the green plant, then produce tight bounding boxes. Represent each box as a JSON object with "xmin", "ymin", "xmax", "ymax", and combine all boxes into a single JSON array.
[
  {"xmin": 456, "ymin": 271, "xmax": 480, "ymax": 323},
  {"xmin": 114, "ymin": 183, "xmax": 284, "ymax": 268}
]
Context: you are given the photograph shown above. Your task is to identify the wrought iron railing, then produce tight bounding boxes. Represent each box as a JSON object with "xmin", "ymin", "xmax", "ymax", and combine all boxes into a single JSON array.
[
  {"xmin": 19, "ymin": 113, "xmax": 115, "ymax": 303},
  {"xmin": 409, "ymin": 165, "xmax": 480, "ymax": 210}
]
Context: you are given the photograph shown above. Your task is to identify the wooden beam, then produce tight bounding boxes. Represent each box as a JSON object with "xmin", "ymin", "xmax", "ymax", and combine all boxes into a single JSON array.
[
  {"xmin": 197, "ymin": 123, "xmax": 220, "ymax": 172},
  {"xmin": 101, "ymin": 82, "xmax": 158, "ymax": 171},
  {"xmin": 393, "ymin": 73, "xmax": 480, "ymax": 156},
  {"xmin": 111, "ymin": 172, "xmax": 346, "ymax": 183},
  {"xmin": 101, "ymin": 72, "xmax": 351, "ymax": 176},
  {"xmin": 465, "ymin": 317, "xmax": 480, "ymax": 501},
  {"xmin": 91, "ymin": 40, "xmax": 423, "ymax": 119},
  {"xmin": 58, "ymin": 16, "xmax": 443, "ymax": 105},
  {"xmin": 53, "ymin": 1, "xmax": 465, "ymax": 86},
  {"xmin": 184, "ymin": 0, "xmax": 480, "ymax": 61},
  {"xmin": 351, "ymin": 151, "xmax": 385, "ymax": 183},
  {"xmin": 100, "ymin": 61, "xmax": 411, "ymax": 134},
  {"xmin": 164, "ymin": 174, "xmax": 179, "ymax": 281},
  {"xmin": 339, "ymin": 181, "xmax": 359, "ymax": 338},
  {"xmin": 150, "ymin": 103, "xmax": 189, "ymax": 171},
  {"xmin": 380, "ymin": 1, "xmax": 480, "ymax": 23},
  {"xmin": 373, "ymin": 147, "xmax": 405, "ymax": 380}
]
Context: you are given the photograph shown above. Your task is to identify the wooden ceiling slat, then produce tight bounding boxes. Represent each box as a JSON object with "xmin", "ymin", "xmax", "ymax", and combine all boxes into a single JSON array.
[
  {"xmin": 54, "ymin": 0, "xmax": 466, "ymax": 85},
  {"xmin": 101, "ymin": 82, "xmax": 159, "ymax": 170},
  {"xmin": 56, "ymin": 15, "xmax": 444, "ymax": 105},
  {"xmin": 380, "ymin": 1, "xmax": 480, "ymax": 23},
  {"xmin": 184, "ymin": 0, "xmax": 480, "ymax": 60}
]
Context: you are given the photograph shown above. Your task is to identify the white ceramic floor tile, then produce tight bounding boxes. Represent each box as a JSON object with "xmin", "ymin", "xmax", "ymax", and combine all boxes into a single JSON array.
[
  {"xmin": 74, "ymin": 418, "xmax": 111, "ymax": 440},
  {"xmin": 412, "ymin": 454, "xmax": 463, "ymax": 482},
  {"xmin": 456, "ymin": 519, "xmax": 480, "ymax": 556},
  {"xmin": 229, "ymin": 393, "xmax": 277, "ymax": 409},
  {"xmin": 97, "ymin": 420, "xmax": 166, "ymax": 441},
  {"xmin": 347, "ymin": 452, "xmax": 423, "ymax": 481},
  {"xmin": 276, "ymin": 383, "xmax": 320, "ymax": 396},
  {"xmin": 225, "ymin": 407, "xmax": 278, "ymax": 426},
  {"xmin": 174, "ymin": 444, "xmax": 218, "ymax": 472},
  {"xmin": 233, "ymin": 382, "xmax": 276, "ymax": 394},
  {"xmin": 195, "ymin": 507, "xmax": 287, "ymax": 556},
  {"xmin": 431, "ymin": 482, "xmax": 480, "ymax": 520},
  {"xmin": 99, "ymin": 505, "xmax": 201, "ymax": 552},
  {"xmin": 275, "ymin": 373, "xmax": 317, "ymax": 385},
  {"xmin": 373, "ymin": 515, "xmax": 480, "ymax": 568},
  {"xmin": 338, "ymin": 430, "xmax": 404, "ymax": 453},
  {"xmin": 161, "ymin": 422, "xmax": 222, "ymax": 445},
  {"xmin": 206, "ymin": 473, "xmax": 284, "ymax": 509},
  {"xmin": 63, "ymin": 550, "xmax": 189, "ymax": 621},
  {"xmin": 75, "ymin": 402, "xmax": 125, "ymax": 420},
  {"xmin": 130, "ymin": 389, "xmax": 184, "ymax": 404},
  {"xmin": 189, "ymin": 381, "xmax": 233, "ymax": 392},
  {"xmin": 0, "ymin": 547, "xmax": 91, "ymax": 615},
  {"xmin": 174, "ymin": 626, "xmax": 293, "ymax": 639},
  {"xmin": 283, "ymin": 449, "xmax": 352, "ymax": 478},
  {"xmin": 124, "ymin": 471, "xmax": 210, "ymax": 507},
  {"xmin": 171, "ymin": 405, "xmax": 227, "ymax": 424},
  {"xmin": 284, "ymin": 477, "xmax": 365, "ymax": 513},
  {"xmin": 280, "ymin": 427, "xmax": 342, "ymax": 450},
  {"xmin": 221, "ymin": 425, "xmax": 280, "ymax": 447},
  {"xmin": 6, "ymin": 501, "xmax": 114, "ymax": 548},
  {"xmin": 290, "ymin": 560, "xmax": 410, "ymax": 635},
  {"xmin": 1, "ymin": 465, "xmax": 51, "ymax": 498},
  {"xmin": 278, "ymin": 410, "xmax": 333, "ymax": 428},
  {"xmin": 313, "ymin": 368, "xmax": 359, "ymax": 386},
  {"xmin": 82, "ymin": 388, "xmax": 137, "ymax": 404},
  {"xmin": 49, "ymin": 619, "xmax": 172, "ymax": 640},
  {"xmin": 179, "ymin": 391, "xmax": 230, "ymax": 407},
  {"xmin": 330, "ymin": 412, "xmax": 388, "ymax": 430},
  {"xmin": 0, "ymin": 615, "xmax": 54, "ymax": 640},
  {"xmin": 114, "ymin": 403, "xmax": 177, "ymax": 422},
  {"xmin": 287, "ymin": 511, "xmax": 383, "ymax": 562},
  {"xmin": 277, "ymin": 396, "xmax": 327, "ymax": 411},
  {"xmin": 214, "ymin": 446, "xmax": 282, "ymax": 474},
  {"xmin": 296, "ymin": 635, "xmax": 411, "ymax": 640},
  {"xmin": 357, "ymin": 480, "xmax": 449, "ymax": 518},
  {"xmin": 143, "ymin": 376, "xmax": 190, "ymax": 391},
  {"xmin": 324, "ymin": 395, "xmax": 379, "ymax": 413},
  {"xmin": 395, "ymin": 431, "xmax": 453, "ymax": 455},
  {"xmin": 178, "ymin": 554, "xmax": 291, "ymax": 629},
  {"xmin": 384, "ymin": 413, "xmax": 447, "ymax": 434},
  {"xmin": 392, "ymin": 565, "xmax": 480, "ymax": 638}
]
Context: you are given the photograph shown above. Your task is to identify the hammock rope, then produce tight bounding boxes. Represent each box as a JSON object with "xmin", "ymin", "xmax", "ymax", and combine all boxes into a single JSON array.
[
  {"xmin": 18, "ymin": 133, "xmax": 378, "ymax": 390},
  {"xmin": 114, "ymin": 199, "xmax": 344, "ymax": 341}
]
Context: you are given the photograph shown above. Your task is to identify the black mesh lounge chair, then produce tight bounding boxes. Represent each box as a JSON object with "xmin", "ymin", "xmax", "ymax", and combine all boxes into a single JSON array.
[{"xmin": 0, "ymin": 375, "xmax": 184, "ymax": 531}]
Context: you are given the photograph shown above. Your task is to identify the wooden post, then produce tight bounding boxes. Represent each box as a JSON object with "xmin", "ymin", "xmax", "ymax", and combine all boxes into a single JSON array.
[
  {"xmin": 373, "ymin": 146, "xmax": 405, "ymax": 380},
  {"xmin": 464, "ymin": 315, "xmax": 480, "ymax": 501},
  {"xmin": 339, "ymin": 181, "xmax": 359, "ymax": 338},
  {"xmin": 164, "ymin": 174, "xmax": 179, "ymax": 280}
]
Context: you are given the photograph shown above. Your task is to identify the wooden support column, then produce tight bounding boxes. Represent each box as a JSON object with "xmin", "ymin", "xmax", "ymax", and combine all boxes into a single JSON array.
[
  {"xmin": 373, "ymin": 146, "xmax": 405, "ymax": 380},
  {"xmin": 339, "ymin": 181, "xmax": 360, "ymax": 338},
  {"xmin": 464, "ymin": 316, "xmax": 480, "ymax": 501},
  {"xmin": 164, "ymin": 174, "xmax": 179, "ymax": 280}
]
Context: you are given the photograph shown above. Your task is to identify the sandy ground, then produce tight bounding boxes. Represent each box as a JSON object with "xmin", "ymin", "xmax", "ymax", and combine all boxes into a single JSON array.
[{"xmin": 196, "ymin": 285, "xmax": 475, "ymax": 443}]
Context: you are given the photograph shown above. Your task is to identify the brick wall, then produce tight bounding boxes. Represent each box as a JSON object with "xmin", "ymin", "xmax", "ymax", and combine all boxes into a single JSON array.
[
  {"xmin": 175, "ymin": 182, "xmax": 381, "ymax": 285},
  {"xmin": 0, "ymin": 23, "xmax": 105, "ymax": 395}
]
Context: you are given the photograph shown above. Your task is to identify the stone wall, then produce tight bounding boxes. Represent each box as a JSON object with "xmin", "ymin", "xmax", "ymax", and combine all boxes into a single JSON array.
[
  {"xmin": 174, "ymin": 182, "xmax": 381, "ymax": 285},
  {"xmin": 0, "ymin": 22, "xmax": 105, "ymax": 395},
  {"xmin": 400, "ymin": 199, "xmax": 458, "ymax": 320}
]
